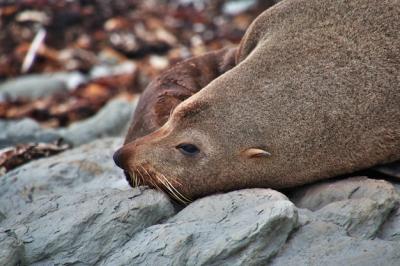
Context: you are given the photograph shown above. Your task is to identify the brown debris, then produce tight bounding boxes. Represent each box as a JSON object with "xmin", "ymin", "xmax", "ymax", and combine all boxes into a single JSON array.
[
  {"xmin": 0, "ymin": 0, "xmax": 271, "ymax": 126},
  {"xmin": 0, "ymin": 72, "xmax": 137, "ymax": 127},
  {"xmin": 0, "ymin": 142, "xmax": 69, "ymax": 174}
]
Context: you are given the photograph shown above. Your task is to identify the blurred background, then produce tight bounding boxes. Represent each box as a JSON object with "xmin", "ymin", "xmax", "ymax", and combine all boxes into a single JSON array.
[{"xmin": 0, "ymin": 0, "xmax": 276, "ymax": 173}]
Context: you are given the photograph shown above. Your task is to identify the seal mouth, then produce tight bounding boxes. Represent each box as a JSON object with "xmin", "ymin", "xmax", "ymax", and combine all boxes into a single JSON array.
[{"xmin": 127, "ymin": 164, "xmax": 192, "ymax": 204}]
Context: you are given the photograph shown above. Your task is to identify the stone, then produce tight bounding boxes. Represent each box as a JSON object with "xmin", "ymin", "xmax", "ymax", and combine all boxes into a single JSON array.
[
  {"xmin": 1, "ymin": 135, "xmax": 400, "ymax": 265},
  {"xmin": 315, "ymin": 198, "xmax": 395, "ymax": 239},
  {"xmin": 101, "ymin": 189, "xmax": 298, "ymax": 266},
  {"xmin": 271, "ymin": 221, "xmax": 400, "ymax": 266},
  {"xmin": 0, "ymin": 228, "xmax": 26, "ymax": 266},
  {"xmin": 2, "ymin": 188, "xmax": 174, "ymax": 265},
  {"xmin": 0, "ymin": 72, "xmax": 85, "ymax": 101},
  {"xmin": 0, "ymin": 118, "xmax": 61, "ymax": 149},
  {"xmin": 59, "ymin": 97, "xmax": 137, "ymax": 147},
  {"xmin": 0, "ymin": 96, "xmax": 137, "ymax": 149},
  {"xmin": 0, "ymin": 137, "xmax": 126, "ymax": 217},
  {"xmin": 378, "ymin": 206, "xmax": 400, "ymax": 241},
  {"xmin": 290, "ymin": 177, "xmax": 399, "ymax": 239},
  {"xmin": 290, "ymin": 177, "xmax": 399, "ymax": 211}
]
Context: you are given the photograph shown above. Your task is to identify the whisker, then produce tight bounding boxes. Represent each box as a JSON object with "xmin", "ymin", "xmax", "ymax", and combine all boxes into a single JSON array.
[
  {"xmin": 156, "ymin": 175, "xmax": 179, "ymax": 201},
  {"xmin": 130, "ymin": 171, "xmax": 135, "ymax": 187},
  {"xmin": 159, "ymin": 173, "xmax": 191, "ymax": 204},
  {"xmin": 160, "ymin": 173, "xmax": 191, "ymax": 202},
  {"xmin": 140, "ymin": 165, "xmax": 162, "ymax": 192},
  {"xmin": 128, "ymin": 170, "xmax": 136, "ymax": 187},
  {"xmin": 135, "ymin": 171, "xmax": 139, "ymax": 187},
  {"xmin": 134, "ymin": 164, "xmax": 192, "ymax": 204},
  {"xmin": 136, "ymin": 168, "xmax": 146, "ymax": 187},
  {"xmin": 157, "ymin": 174, "xmax": 186, "ymax": 204}
]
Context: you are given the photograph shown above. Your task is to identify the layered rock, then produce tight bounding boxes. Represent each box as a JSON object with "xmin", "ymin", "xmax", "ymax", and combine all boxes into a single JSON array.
[{"xmin": 1, "ymin": 138, "xmax": 399, "ymax": 265}]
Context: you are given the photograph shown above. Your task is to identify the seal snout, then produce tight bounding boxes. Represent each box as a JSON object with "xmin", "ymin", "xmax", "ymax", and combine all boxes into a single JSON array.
[
  {"xmin": 113, "ymin": 144, "xmax": 136, "ymax": 170},
  {"xmin": 113, "ymin": 145, "xmax": 138, "ymax": 187}
]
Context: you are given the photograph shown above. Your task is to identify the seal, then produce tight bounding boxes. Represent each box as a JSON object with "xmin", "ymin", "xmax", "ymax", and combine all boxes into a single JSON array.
[{"xmin": 114, "ymin": 0, "xmax": 400, "ymax": 203}]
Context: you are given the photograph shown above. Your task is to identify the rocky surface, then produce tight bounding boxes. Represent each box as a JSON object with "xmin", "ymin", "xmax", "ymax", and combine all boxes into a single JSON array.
[
  {"xmin": 103, "ymin": 189, "xmax": 298, "ymax": 266},
  {"xmin": 59, "ymin": 97, "xmax": 137, "ymax": 147},
  {"xmin": 2, "ymin": 189, "xmax": 175, "ymax": 265},
  {"xmin": 0, "ymin": 118, "xmax": 60, "ymax": 149},
  {"xmin": 0, "ymin": 228, "xmax": 26, "ymax": 266},
  {"xmin": 0, "ymin": 97, "xmax": 136, "ymax": 149},
  {"xmin": 1, "ymin": 137, "xmax": 400, "ymax": 265}
]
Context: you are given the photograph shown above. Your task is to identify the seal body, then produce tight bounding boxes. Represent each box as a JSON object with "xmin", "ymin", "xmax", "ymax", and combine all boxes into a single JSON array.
[{"xmin": 115, "ymin": 0, "xmax": 400, "ymax": 202}]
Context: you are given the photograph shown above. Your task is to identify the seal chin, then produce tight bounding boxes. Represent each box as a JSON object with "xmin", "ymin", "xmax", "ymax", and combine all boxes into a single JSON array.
[{"xmin": 127, "ymin": 164, "xmax": 192, "ymax": 205}]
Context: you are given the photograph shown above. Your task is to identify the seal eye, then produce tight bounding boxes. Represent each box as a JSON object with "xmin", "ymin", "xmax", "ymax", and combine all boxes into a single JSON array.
[{"xmin": 176, "ymin": 143, "xmax": 200, "ymax": 156}]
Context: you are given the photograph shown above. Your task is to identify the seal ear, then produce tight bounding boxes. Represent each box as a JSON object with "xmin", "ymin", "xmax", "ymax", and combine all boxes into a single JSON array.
[{"xmin": 242, "ymin": 148, "xmax": 271, "ymax": 158}]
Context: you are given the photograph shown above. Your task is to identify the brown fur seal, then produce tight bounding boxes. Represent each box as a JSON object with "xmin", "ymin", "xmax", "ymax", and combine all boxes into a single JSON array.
[{"xmin": 114, "ymin": 0, "xmax": 400, "ymax": 203}]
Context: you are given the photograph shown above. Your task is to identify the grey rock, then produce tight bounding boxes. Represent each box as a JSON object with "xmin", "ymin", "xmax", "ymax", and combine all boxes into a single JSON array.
[
  {"xmin": 378, "ymin": 206, "xmax": 400, "ymax": 241},
  {"xmin": 0, "ymin": 228, "xmax": 26, "ymax": 266},
  {"xmin": 0, "ymin": 72, "xmax": 85, "ymax": 101},
  {"xmin": 59, "ymin": 97, "xmax": 137, "ymax": 147},
  {"xmin": 0, "ymin": 97, "xmax": 137, "ymax": 149},
  {"xmin": 291, "ymin": 177, "xmax": 399, "ymax": 239},
  {"xmin": 1, "ymin": 133, "xmax": 400, "ymax": 265},
  {"xmin": 271, "ymin": 221, "xmax": 400, "ymax": 266},
  {"xmin": 315, "ymin": 198, "xmax": 395, "ymax": 239},
  {"xmin": 0, "ymin": 137, "xmax": 127, "ymax": 217},
  {"xmin": 290, "ymin": 176, "xmax": 399, "ymax": 211},
  {"xmin": 2, "ymin": 188, "xmax": 175, "ymax": 265},
  {"xmin": 102, "ymin": 189, "xmax": 298, "ymax": 266},
  {"xmin": 0, "ymin": 118, "xmax": 61, "ymax": 149}
]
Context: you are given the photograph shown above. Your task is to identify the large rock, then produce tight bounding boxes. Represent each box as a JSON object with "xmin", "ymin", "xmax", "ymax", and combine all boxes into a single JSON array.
[
  {"xmin": 1, "ymin": 134, "xmax": 400, "ymax": 265},
  {"xmin": 290, "ymin": 177, "xmax": 400, "ymax": 239},
  {"xmin": 102, "ymin": 189, "xmax": 298, "ymax": 266},
  {"xmin": 290, "ymin": 176, "xmax": 399, "ymax": 211},
  {"xmin": 0, "ymin": 228, "xmax": 26, "ymax": 266},
  {"xmin": 0, "ymin": 97, "xmax": 136, "ymax": 149},
  {"xmin": 272, "ymin": 176, "xmax": 400, "ymax": 265},
  {"xmin": 0, "ymin": 137, "xmax": 126, "ymax": 217},
  {"xmin": 1, "ymin": 188, "xmax": 175, "ymax": 265},
  {"xmin": 59, "ymin": 97, "xmax": 137, "ymax": 147},
  {"xmin": 378, "ymin": 206, "xmax": 400, "ymax": 241},
  {"xmin": 0, "ymin": 118, "xmax": 61, "ymax": 149},
  {"xmin": 271, "ymin": 220, "xmax": 400, "ymax": 266}
]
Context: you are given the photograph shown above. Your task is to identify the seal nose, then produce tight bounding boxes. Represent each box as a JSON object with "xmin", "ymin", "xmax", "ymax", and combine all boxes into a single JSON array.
[{"xmin": 113, "ymin": 147, "xmax": 125, "ymax": 168}]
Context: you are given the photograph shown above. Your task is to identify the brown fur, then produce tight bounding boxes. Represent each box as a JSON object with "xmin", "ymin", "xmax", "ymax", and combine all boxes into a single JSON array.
[
  {"xmin": 124, "ymin": 47, "xmax": 237, "ymax": 143},
  {"xmin": 115, "ymin": 0, "xmax": 400, "ymax": 202}
]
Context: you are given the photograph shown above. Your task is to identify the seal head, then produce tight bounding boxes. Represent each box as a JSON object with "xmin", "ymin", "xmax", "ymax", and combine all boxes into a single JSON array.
[{"xmin": 114, "ymin": 94, "xmax": 278, "ymax": 202}]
